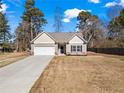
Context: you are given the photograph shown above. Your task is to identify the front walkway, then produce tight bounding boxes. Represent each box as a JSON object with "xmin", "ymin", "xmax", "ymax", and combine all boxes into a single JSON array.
[{"xmin": 0, "ymin": 56, "xmax": 53, "ymax": 93}]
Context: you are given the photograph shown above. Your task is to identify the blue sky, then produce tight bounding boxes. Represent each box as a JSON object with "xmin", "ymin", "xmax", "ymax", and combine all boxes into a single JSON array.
[{"xmin": 0, "ymin": 0, "xmax": 124, "ymax": 33}]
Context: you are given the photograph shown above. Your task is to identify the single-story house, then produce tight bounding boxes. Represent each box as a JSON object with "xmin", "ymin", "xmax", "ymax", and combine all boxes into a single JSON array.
[{"xmin": 31, "ymin": 32, "xmax": 87, "ymax": 56}]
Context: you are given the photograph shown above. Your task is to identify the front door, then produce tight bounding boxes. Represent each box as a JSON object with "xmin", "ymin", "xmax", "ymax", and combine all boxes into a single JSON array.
[
  {"xmin": 60, "ymin": 46, "xmax": 64, "ymax": 54},
  {"xmin": 58, "ymin": 44, "xmax": 66, "ymax": 54}
]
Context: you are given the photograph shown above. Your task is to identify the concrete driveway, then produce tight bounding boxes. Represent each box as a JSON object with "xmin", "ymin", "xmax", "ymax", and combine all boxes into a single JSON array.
[{"xmin": 0, "ymin": 56, "xmax": 53, "ymax": 93}]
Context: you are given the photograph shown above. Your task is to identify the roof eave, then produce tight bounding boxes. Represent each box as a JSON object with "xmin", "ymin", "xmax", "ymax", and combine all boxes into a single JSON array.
[{"xmin": 30, "ymin": 32, "xmax": 56, "ymax": 44}]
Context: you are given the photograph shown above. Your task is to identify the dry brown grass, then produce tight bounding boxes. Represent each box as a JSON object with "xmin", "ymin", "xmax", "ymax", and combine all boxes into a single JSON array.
[
  {"xmin": 0, "ymin": 52, "xmax": 29, "ymax": 68},
  {"xmin": 30, "ymin": 55, "xmax": 124, "ymax": 93}
]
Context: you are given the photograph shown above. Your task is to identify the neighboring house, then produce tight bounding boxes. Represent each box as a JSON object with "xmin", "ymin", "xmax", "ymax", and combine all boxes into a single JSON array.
[{"xmin": 31, "ymin": 32, "xmax": 87, "ymax": 56}]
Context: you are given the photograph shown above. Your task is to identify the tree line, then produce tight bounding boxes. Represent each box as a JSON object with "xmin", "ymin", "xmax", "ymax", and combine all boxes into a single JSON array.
[
  {"xmin": 16, "ymin": 0, "xmax": 47, "ymax": 52},
  {"xmin": 0, "ymin": 0, "xmax": 11, "ymax": 52},
  {"xmin": 0, "ymin": 0, "xmax": 124, "ymax": 53},
  {"xmin": 77, "ymin": 10, "xmax": 124, "ymax": 48},
  {"xmin": 0, "ymin": 0, "xmax": 47, "ymax": 52}
]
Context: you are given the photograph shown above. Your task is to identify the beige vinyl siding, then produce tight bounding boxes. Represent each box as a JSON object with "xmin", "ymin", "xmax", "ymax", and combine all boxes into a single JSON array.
[
  {"xmin": 34, "ymin": 33, "xmax": 55, "ymax": 44},
  {"xmin": 67, "ymin": 36, "xmax": 87, "ymax": 55},
  {"xmin": 66, "ymin": 44, "xmax": 87, "ymax": 55},
  {"xmin": 69, "ymin": 36, "xmax": 84, "ymax": 44},
  {"xmin": 55, "ymin": 44, "xmax": 58, "ymax": 55},
  {"xmin": 66, "ymin": 44, "xmax": 70, "ymax": 55},
  {"xmin": 82, "ymin": 44, "xmax": 87, "ymax": 55}
]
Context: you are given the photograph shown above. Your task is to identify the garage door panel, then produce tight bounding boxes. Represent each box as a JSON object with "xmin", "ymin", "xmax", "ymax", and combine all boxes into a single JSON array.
[{"xmin": 34, "ymin": 47, "xmax": 55, "ymax": 55}]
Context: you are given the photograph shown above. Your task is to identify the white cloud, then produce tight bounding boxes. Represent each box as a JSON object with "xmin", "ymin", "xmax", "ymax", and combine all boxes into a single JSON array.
[
  {"xmin": 120, "ymin": 0, "xmax": 124, "ymax": 7},
  {"xmin": 88, "ymin": 0, "xmax": 100, "ymax": 3},
  {"xmin": 63, "ymin": 8, "xmax": 91, "ymax": 23},
  {"xmin": 63, "ymin": 18, "xmax": 70, "ymax": 22},
  {"xmin": 105, "ymin": 0, "xmax": 124, "ymax": 8},
  {"xmin": 0, "ymin": 4, "xmax": 8, "ymax": 13},
  {"xmin": 105, "ymin": 2, "xmax": 118, "ymax": 7}
]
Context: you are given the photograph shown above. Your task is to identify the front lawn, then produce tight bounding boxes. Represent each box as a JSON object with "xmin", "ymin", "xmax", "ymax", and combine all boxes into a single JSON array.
[
  {"xmin": 0, "ymin": 52, "xmax": 29, "ymax": 68},
  {"xmin": 30, "ymin": 55, "xmax": 124, "ymax": 93}
]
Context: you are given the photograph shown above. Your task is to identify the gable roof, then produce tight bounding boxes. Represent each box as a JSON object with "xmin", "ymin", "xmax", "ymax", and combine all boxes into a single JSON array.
[
  {"xmin": 31, "ymin": 32, "xmax": 56, "ymax": 43},
  {"xmin": 31, "ymin": 32, "xmax": 87, "ymax": 44},
  {"xmin": 67, "ymin": 33, "xmax": 87, "ymax": 43}
]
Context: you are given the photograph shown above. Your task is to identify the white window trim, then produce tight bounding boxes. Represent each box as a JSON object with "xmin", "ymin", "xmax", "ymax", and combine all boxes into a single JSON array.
[
  {"xmin": 71, "ymin": 45, "xmax": 82, "ymax": 52},
  {"xmin": 77, "ymin": 45, "xmax": 82, "ymax": 52}
]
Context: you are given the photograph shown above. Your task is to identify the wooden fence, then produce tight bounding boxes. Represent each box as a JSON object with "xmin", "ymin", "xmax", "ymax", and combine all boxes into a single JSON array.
[{"xmin": 88, "ymin": 48, "xmax": 124, "ymax": 55}]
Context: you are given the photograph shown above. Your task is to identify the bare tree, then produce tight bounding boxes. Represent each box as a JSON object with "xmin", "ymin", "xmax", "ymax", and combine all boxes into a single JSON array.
[
  {"xmin": 53, "ymin": 7, "xmax": 63, "ymax": 32},
  {"xmin": 77, "ymin": 11, "xmax": 103, "ymax": 48},
  {"xmin": 107, "ymin": 5, "xmax": 122, "ymax": 20}
]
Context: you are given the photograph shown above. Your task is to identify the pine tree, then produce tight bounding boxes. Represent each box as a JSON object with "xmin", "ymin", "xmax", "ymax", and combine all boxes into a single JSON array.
[
  {"xmin": 0, "ymin": 13, "xmax": 10, "ymax": 52},
  {"xmin": 0, "ymin": 13, "xmax": 10, "ymax": 40},
  {"xmin": 22, "ymin": 0, "xmax": 47, "ymax": 40},
  {"xmin": 16, "ymin": 0, "xmax": 47, "ymax": 51}
]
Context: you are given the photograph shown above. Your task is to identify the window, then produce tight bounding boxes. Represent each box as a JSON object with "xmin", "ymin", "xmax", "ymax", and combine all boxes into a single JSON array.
[
  {"xmin": 71, "ymin": 45, "xmax": 82, "ymax": 52},
  {"xmin": 71, "ymin": 45, "xmax": 76, "ymax": 52},
  {"xmin": 77, "ymin": 45, "xmax": 82, "ymax": 52}
]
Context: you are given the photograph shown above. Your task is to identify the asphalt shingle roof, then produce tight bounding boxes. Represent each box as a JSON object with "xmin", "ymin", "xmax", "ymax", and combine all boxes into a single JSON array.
[
  {"xmin": 31, "ymin": 32, "xmax": 87, "ymax": 43},
  {"xmin": 48, "ymin": 32, "xmax": 84, "ymax": 43}
]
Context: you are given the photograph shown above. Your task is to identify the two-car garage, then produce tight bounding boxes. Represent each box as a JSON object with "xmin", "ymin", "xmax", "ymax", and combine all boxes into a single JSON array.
[
  {"xmin": 31, "ymin": 32, "xmax": 56, "ymax": 55},
  {"xmin": 34, "ymin": 47, "xmax": 55, "ymax": 55}
]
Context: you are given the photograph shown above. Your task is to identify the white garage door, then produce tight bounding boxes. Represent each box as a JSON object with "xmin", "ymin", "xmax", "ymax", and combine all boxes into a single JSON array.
[{"xmin": 34, "ymin": 47, "xmax": 55, "ymax": 55}]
